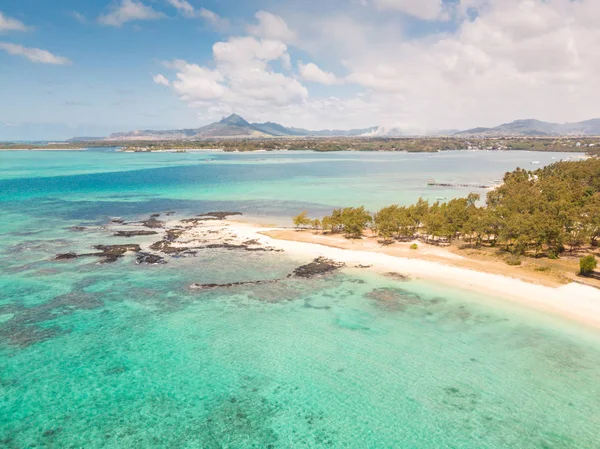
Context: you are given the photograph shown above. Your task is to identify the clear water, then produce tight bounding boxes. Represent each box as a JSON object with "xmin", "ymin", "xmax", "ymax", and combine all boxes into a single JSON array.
[{"xmin": 1, "ymin": 149, "xmax": 599, "ymax": 448}]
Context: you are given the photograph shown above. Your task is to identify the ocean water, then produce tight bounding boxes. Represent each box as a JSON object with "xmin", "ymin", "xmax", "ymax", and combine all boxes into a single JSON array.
[{"xmin": 1, "ymin": 149, "xmax": 599, "ymax": 448}]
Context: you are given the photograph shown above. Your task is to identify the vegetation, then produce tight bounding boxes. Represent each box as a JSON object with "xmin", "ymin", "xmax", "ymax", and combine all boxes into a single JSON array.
[
  {"xmin": 2, "ymin": 136, "xmax": 598, "ymax": 153},
  {"xmin": 294, "ymin": 157, "xmax": 600, "ymax": 273},
  {"xmin": 293, "ymin": 211, "xmax": 312, "ymax": 229},
  {"xmin": 579, "ymin": 255, "xmax": 598, "ymax": 276}
]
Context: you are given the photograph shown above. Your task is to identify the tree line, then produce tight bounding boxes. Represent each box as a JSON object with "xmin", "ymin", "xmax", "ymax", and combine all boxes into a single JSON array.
[{"xmin": 294, "ymin": 158, "xmax": 600, "ymax": 270}]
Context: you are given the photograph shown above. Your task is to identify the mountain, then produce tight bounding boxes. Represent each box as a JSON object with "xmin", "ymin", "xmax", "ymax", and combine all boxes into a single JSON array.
[
  {"xmin": 89, "ymin": 115, "xmax": 600, "ymax": 141},
  {"xmin": 104, "ymin": 114, "xmax": 378, "ymax": 140},
  {"xmin": 456, "ymin": 119, "xmax": 600, "ymax": 137}
]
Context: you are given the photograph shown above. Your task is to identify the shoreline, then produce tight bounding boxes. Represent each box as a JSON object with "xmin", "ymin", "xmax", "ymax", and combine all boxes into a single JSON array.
[
  {"xmin": 58, "ymin": 213, "xmax": 600, "ymax": 330},
  {"xmin": 223, "ymin": 221, "xmax": 600, "ymax": 329}
]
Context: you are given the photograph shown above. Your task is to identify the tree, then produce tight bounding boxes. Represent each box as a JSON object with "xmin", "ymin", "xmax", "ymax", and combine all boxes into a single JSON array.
[
  {"xmin": 579, "ymin": 255, "xmax": 598, "ymax": 276},
  {"xmin": 293, "ymin": 211, "xmax": 312, "ymax": 229},
  {"xmin": 374, "ymin": 205, "xmax": 401, "ymax": 241},
  {"xmin": 340, "ymin": 207, "xmax": 372, "ymax": 238}
]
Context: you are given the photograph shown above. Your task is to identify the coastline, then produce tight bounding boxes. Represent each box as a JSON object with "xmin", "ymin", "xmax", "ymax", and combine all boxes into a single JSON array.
[
  {"xmin": 56, "ymin": 212, "xmax": 600, "ymax": 330},
  {"xmin": 222, "ymin": 220, "xmax": 600, "ymax": 329}
]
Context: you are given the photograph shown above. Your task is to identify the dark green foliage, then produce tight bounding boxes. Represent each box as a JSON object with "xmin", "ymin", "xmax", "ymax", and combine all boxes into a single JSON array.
[
  {"xmin": 322, "ymin": 207, "xmax": 372, "ymax": 238},
  {"xmin": 294, "ymin": 158, "xmax": 600, "ymax": 258},
  {"xmin": 579, "ymin": 255, "xmax": 598, "ymax": 276}
]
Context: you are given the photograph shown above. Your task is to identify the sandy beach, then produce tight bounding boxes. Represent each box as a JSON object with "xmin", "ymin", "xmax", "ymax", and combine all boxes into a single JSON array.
[{"xmin": 218, "ymin": 221, "xmax": 600, "ymax": 329}]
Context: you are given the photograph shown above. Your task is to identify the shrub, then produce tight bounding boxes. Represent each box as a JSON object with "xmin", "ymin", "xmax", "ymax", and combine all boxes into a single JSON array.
[
  {"xmin": 410, "ymin": 243, "xmax": 418, "ymax": 250},
  {"xmin": 506, "ymin": 255, "xmax": 522, "ymax": 266},
  {"xmin": 547, "ymin": 250, "xmax": 559, "ymax": 260},
  {"xmin": 579, "ymin": 255, "xmax": 598, "ymax": 276}
]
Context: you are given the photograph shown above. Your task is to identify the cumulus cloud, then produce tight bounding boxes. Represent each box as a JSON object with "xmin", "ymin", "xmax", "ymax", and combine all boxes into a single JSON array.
[
  {"xmin": 152, "ymin": 0, "xmax": 600, "ymax": 131},
  {"xmin": 0, "ymin": 11, "xmax": 28, "ymax": 31},
  {"xmin": 298, "ymin": 62, "xmax": 338, "ymax": 85},
  {"xmin": 156, "ymin": 36, "xmax": 307, "ymax": 121},
  {"xmin": 98, "ymin": 0, "xmax": 164, "ymax": 27},
  {"xmin": 248, "ymin": 11, "xmax": 296, "ymax": 43},
  {"xmin": 322, "ymin": 0, "xmax": 600, "ymax": 129},
  {"xmin": 0, "ymin": 42, "xmax": 71, "ymax": 64},
  {"xmin": 152, "ymin": 73, "xmax": 170, "ymax": 86}
]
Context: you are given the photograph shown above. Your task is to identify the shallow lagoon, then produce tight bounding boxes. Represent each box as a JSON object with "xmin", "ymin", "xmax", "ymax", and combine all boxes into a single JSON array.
[{"xmin": 1, "ymin": 149, "xmax": 599, "ymax": 448}]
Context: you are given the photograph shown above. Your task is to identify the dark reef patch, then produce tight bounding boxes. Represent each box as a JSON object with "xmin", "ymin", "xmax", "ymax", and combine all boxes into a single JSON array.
[
  {"xmin": 0, "ymin": 292, "xmax": 102, "ymax": 348},
  {"xmin": 113, "ymin": 230, "xmax": 159, "ymax": 237},
  {"xmin": 366, "ymin": 288, "xmax": 423, "ymax": 311},
  {"xmin": 383, "ymin": 272, "xmax": 411, "ymax": 281},
  {"xmin": 290, "ymin": 258, "xmax": 345, "ymax": 278},
  {"xmin": 197, "ymin": 211, "xmax": 243, "ymax": 220},
  {"xmin": 136, "ymin": 253, "xmax": 167, "ymax": 265},
  {"xmin": 190, "ymin": 279, "xmax": 280, "ymax": 290}
]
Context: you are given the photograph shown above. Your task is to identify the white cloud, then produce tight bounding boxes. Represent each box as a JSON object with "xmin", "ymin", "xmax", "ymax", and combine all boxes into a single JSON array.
[
  {"xmin": 166, "ymin": 0, "xmax": 194, "ymax": 17},
  {"xmin": 151, "ymin": 0, "xmax": 600, "ymax": 131},
  {"xmin": 152, "ymin": 73, "xmax": 170, "ymax": 86},
  {"xmin": 337, "ymin": 0, "xmax": 600, "ymax": 129},
  {"xmin": 98, "ymin": 0, "xmax": 164, "ymax": 27},
  {"xmin": 0, "ymin": 11, "xmax": 28, "ymax": 32},
  {"xmin": 213, "ymin": 37, "xmax": 291, "ymax": 70},
  {"xmin": 168, "ymin": 61, "xmax": 226, "ymax": 101},
  {"xmin": 298, "ymin": 62, "xmax": 338, "ymax": 85},
  {"xmin": 157, "ymin": 36, "xmax": 307, "ymax": 120},
  {"xmin": 0, "ymin": 42, "xmax": 71, "ymax": 64},
  {"xmin": 371, "ymin": 0, "xmax": 445, "ymax": 20},
  {"xmin": 248, "ymin": 11, "xmax": 296, "ymax": 43}
]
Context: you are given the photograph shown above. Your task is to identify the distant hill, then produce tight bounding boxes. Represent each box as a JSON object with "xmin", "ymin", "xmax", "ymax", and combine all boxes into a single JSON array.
[
  {"xmin": 456, "ymin": 119, "xmax": 600, "ymax": 137},
  {"xmin": 104, "ymin": 114, "xmax": 378, "ymax": 141},
  {"xmin": 80, "ymin": 115, "xmax": 600, "ymax": 141}
]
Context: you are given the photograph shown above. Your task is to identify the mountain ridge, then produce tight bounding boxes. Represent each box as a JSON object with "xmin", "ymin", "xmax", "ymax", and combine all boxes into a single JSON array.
[
  {"xmin": 92, "ymin": 115, "xmax": 600, "ymax": 141},
  {"xmin": 105, "ymin": 114, "xmax": 378, "ymax": 141}
]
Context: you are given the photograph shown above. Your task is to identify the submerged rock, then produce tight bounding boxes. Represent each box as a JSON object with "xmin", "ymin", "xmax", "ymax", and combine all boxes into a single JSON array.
[
  {"xmin": 290, "ymin": 257, "xmax": 346, "ymax": 278},
  {"xmin": 93, "ymin": 244, "xmax": 141, "ymax": 255},
  {"xmin": 56, "ymin": 244, "xmax": 141, "ymax": 264},
  {"xmin": 197, "ymin": 211, "xmax": 243, "ymax": 220},
  {"xmin": 190, "ymin": 279, "xmax": 279, "ymax": 290},
  {"xmin": 56, "ymin": 252, "xmax": 78, "ymax": 260},
  {"xmin": 141, "ymin": 217, "xmax": 165, "ymax": 229},
  {"xmin": 136, "ymin": 253, "xmax": 167, "ymax": 265},
  {"xmin": 384, "ymin": 272, "xmax": 411, "ymax": 281},
  {"xmin": 113, "ymin": 230, "xmax": 159, "ymax": 237}
]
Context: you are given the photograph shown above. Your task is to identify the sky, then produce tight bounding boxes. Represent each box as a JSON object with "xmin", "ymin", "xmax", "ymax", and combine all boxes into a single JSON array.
[{"xmin": 1, "ymin": 0, "xmax": 600, "ymax": 140}]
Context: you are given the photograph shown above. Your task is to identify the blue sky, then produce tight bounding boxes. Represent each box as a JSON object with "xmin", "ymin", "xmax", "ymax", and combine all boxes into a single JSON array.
[{"xmin": 1, "ymin": 0, "xmax": 599, "ymax": 140}]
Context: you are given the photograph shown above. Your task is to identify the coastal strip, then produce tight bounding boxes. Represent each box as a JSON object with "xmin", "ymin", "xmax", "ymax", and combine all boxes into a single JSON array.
[{"xmin": 226, "ymin": 222, "xmax": 600, "ymax": 329}]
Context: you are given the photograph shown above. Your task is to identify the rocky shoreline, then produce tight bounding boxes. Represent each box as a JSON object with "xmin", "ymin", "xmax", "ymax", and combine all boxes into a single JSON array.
[
  {"xmin": 56, "ymin": 213, "xmax": 350, "ymax": 288},
  {"xmin": 57, "ymin": 212, "xmax": 282, "ymax": 265}
]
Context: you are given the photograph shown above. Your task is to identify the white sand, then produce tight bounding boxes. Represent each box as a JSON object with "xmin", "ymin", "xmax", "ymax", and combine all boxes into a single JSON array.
[{"xmin": 228, "ymin": 222, "xmax": 600, "ymax": 328}]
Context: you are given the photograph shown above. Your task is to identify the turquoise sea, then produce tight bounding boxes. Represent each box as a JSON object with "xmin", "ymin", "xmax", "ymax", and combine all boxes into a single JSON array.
[{"xmin": 1, "ymin": 149, "xmax": 599, "ymax": 448}]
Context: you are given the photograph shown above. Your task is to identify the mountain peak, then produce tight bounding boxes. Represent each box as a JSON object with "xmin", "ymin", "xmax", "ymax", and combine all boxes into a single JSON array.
[{"xmin": 220, "ymin": 113, "xmax": 249, "ymax": 127}]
